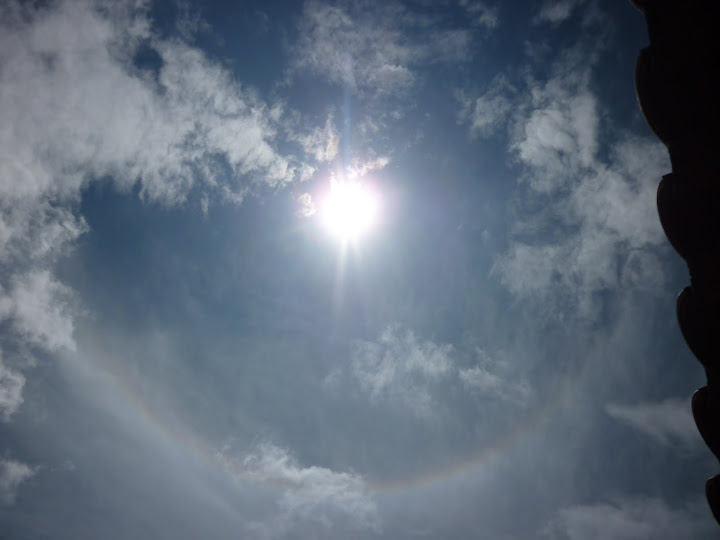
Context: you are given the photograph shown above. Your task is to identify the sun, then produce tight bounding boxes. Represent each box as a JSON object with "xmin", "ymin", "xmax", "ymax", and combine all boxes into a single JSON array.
[{"xmin": 320, "ymin": 179, "xmax": 379, "ymax": 242}]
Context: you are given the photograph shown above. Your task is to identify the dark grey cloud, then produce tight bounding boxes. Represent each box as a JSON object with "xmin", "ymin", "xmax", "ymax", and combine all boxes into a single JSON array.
[{"xmin": 543, "ymin": 497, "xmax": 716, "ymax": 539}]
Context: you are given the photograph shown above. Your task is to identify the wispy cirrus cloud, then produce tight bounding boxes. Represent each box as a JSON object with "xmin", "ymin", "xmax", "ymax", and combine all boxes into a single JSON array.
[
  {"xmin": 295, "ymin": 113, "xmax": 340, "ymax": 163},
  {"xmin": 533, "ymin": 0, "xmax": 587, "ymax": 25},
  {"xmin": 350, "ymin": 326, "xmax": 454, "ymax": 418},
  {"xmin": 343, "ymin": 326, "xmax": 532, "ymax": 419},
  {"xmin": 459, "ymin": 349, "xmax": 532, "ymax": 406},
  {"xmin": 292, "ymin": 0, "xmax": 481, "ymax": 96},
  {"xmin": 459, "ymin": 0, "xmax": 499, "ymax": 30},
  {"xmin": 457, "ymin": 74, "xmax": 516, "ymax": 138},
  {"xmin": 0, "ymin": 0, "xmax": 321, "ymax": 420}
]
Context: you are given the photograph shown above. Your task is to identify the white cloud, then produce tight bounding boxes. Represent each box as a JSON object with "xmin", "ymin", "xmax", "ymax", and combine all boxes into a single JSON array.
[
  {"xmin": 295, "ymin": 193, "xmax": 316, "ymax": 218},
  {"xmin": 490, "ymin": 57, "xmax": 669, "ymax": 320},
  {"xmin": 0, "ymin": 355, "xmax": 25, "ymax": 421},
  {"xmin": 457, "ymin": 74, "xmax": 516, "ymax": 137},
  {"xmin": 293, "ymin": 1, "xmax": 412, "ymax": 94},
  {"xmin": 0, "ymin": 459, "xmax": 34, "ymax": 505},
  {"xmin": 218, "ymin": 442, "xmax": 379, "ymax": 536},
  {"xmin": 346, "ymin": 329, "xmax": 534, "ymax": 418},
  {"xmin": 346, "ymin": 156, "xmax": 390, "ymax": 179},
  {"xmin": 0, "ymin": 0, "xmax": 321, "ymax": 417},
  {"xmin": 4, "ymin": 271, "xmax": 78, "ymax": 352},
  {"xmin": 511, "ymin": 71, "xmax": 598, "ymax": 193},
  {"xmin": 0, "ymin": 0, "xmax": 297, "ymax": 209},
  {"xmin": 351, "ymin": 326, "xmax": 453, "ymax": 418},
  {"xmin": 534, "ymin": 0, "xmax": 586, "ymax": 25},
  {"xmin": 606, "ymin": 398, "xmax": 702, "ymax": 451},
  {"xmin": 543, "ymin": 497, "xmax": 716, "ymax": 539},
  {"xmin": 459, "ymin": 0, "xmax": 499, "ymax": 30},
  {"xmin": 459, "ymin": 349, "xmax": 532, "ymax": 405},
  {"xmin": 297, "ymin": 113, "xmax": 339, "ymax": 163},
  {"xmin": 293, "ymin": 1, "xmax": 476, "ymax": 95}
]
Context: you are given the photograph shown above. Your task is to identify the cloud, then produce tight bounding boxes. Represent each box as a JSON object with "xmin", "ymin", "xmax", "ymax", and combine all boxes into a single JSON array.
[
  {"xmin": 345, "ymin": 327, "xmax": 535, "ymax": 420},
  {"xmin": 293, "ymin": 1, "xmax": 413, "ymax": 94},
  {"xmin": 0, "ymin": 355, "xmax": 25, "ymax": 421},
  {"xmin": 458, "ymin": 349, "xmax": 532, "ymax": 405},
  {"xmin": 0, "ymin": 0, "xmax": 298, "ymax": 208},
  {"xmin": 606, "ymin": 398, "xmax": 702, "ymax": 451},
  {"xmin": 292, "ymin": 1, "xmax": 476, "ymax": 95},
  {"xmin": 3, "ymin": 271, "xmax": 78, "ymax": 353},
  {"xmin": 488, "ymin": 55, "xmax": 669, "ymax": 320},
  {"xmin": 0, "ymin": 0, "xmax": 319, "ymax": 419},
  {"xmin": 534, "ymin": 0, "xmax": 587, "ymax": 25},
  {"xmin": 459, "ymin": 0, "xmax": 499, "ymax": 30},
  {"xmin": 346, "ymin": 156, "xmax": 390, "ymax": 179},
  {"xmin": 457, "ymin": 74, "xmax": 516, "ymax": 138},
  {"xmin": 543, "ymin": 497, "xmax": 716, "ymax": 539},
  {"xmin": 511, "ymin": 70, "xmax": 598, "ymax": 192},
  {"xmin": 218, "ymin": 442, "xmax": 379, "ymax": 536},
  {"xmin": 0, "ymin": 459, "xmax": 34, "ymax": 505},
  {"xmin": 296, "ymin": 113, "xmax": 339, "ymax": 163},
  {"xmin": 350, "ymin": 326, "xmax": 453, "ymax": 417},
  {"xmin": 295, "ymin": 193, "xmax": 317, "ymax": 218}
]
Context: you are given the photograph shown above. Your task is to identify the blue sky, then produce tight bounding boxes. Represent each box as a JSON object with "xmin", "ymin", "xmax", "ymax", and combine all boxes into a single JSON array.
[{"xmin": 0, "ymin": 0, "xmax": 717, "ymax": 538}]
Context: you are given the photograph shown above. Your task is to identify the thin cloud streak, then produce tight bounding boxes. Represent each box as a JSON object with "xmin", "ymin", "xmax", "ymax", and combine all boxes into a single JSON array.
[
  {"xmin": 292, "ymin": 0, "xmax": 483, "ymax": 96},
  {"xmin": 606, "ymin": 398, "xmax": 702, "ymax": 451}
]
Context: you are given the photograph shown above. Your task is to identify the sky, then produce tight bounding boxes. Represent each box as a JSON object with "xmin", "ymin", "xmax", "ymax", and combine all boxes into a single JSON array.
[{"xmin": 0, "ymin": 0, "xmax": 717, "ymax": 538}]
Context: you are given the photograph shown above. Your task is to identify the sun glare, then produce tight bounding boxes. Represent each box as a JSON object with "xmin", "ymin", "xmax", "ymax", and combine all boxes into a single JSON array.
[{"xmin": 320, "ymin": 179, "xmax": 378, "ymax": 241}]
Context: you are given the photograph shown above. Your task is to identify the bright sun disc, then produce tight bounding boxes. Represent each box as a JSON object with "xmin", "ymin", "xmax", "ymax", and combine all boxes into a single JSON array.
[{"xmin": 321, "ymin": 180, "xmax": 378, "ymax": 241}]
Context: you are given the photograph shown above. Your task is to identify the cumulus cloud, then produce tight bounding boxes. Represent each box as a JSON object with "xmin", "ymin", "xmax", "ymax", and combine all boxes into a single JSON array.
[
  {"xmin": 0, "ymin": 459, "xmax": 34, "ymax": 505},
  {"xmin": 606, "ymin": 398, "xmax": 702, "ymax": 451},
  {"xmin": 218, "ymin": 442, "xmax": 379, "ymax": 536},
  {"xmin": 543, "ymin": 497, "xmax": 716, "ymax": 539},
  {"xmin": 293, "ymin": 1, "xmax": 477, "ymax": 95},
  {"xmin": 488, "ymin": 55, "xmax": 669, "ymax": 320}
]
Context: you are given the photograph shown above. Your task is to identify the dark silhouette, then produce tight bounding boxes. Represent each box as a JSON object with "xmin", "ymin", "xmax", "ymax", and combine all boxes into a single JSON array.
[{"xmin": 631, "ymin": 0, "xmax": 720, "ymax": 525}]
